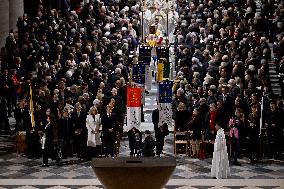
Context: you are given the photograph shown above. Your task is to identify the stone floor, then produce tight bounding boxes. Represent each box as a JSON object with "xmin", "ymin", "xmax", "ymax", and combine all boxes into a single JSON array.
[{"xmin": 0, "ymin": 131, "xmax": 284, "ymax": 189}]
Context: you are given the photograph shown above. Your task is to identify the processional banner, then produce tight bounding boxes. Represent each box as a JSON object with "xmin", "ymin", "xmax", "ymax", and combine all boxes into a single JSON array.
[
  {"xmin": 157, "ymin": 47, "xmax": 170, "ymax": 79},
  {"xmin": 139, "ymin": 46, "xmax": 152, "ymax": 91},
  {"xmin": 126, "ymin": 87, "xmax": 142, "ymax": 131},
  {"xmin": 158, "ymin": 80, "xmax": 173, "ymax": 127},
  {"xmin": 132, "ymin": 64, "xmax": 145, "ymax": 85},
  {"xmin": 157, "ymin": 60, "xmax": 164, "ymax": 82}
]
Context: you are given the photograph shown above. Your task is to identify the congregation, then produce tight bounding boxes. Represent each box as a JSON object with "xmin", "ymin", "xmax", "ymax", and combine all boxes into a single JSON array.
[{"xmin": 0, "ymin": 0, "xmax": 283, "ymax": 168}]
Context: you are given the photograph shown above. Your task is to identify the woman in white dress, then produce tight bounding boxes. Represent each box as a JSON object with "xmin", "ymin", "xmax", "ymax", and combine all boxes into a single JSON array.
[
  {"xmin": 86, "ymin": 106, "xmax": 102, "ymax": 158},
  {"xmin": 211, "ymin": 123, "xmax": 230, "ymax": 179}
]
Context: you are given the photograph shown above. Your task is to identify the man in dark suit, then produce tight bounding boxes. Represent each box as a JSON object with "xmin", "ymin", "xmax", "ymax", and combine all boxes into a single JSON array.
[
  {"xmin": 14, "ymin": 100, "xmax": 30, "ymax": 132},
  {"xmin": 71, "ymin": 103, "xmax": 87, "ymax": 159},
  {"xmin": 101, "ymin": 105, "xmax": 118, "ymax": 158},
  {"xmin": 152, "ymin": 107, "xmax": 159, "ymax": 137},
  {"xmin": 108, "ymin": 88, "xmax": 124, "ymax": 138}
]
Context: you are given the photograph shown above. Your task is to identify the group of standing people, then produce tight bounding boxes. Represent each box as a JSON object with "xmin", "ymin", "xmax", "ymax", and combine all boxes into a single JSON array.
[{"xmin": 15, "ymin": 97, "xmax": 120, "ymax": 166}]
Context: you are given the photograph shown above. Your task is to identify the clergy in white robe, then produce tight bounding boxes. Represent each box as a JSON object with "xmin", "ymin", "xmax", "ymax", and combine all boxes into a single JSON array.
[{"xmin": 211, "ymin": 123, "xmax": 230, "ymax": 179}]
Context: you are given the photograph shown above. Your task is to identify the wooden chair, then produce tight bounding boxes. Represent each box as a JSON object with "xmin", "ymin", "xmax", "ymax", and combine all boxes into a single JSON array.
[{"xmin": 174, "ymin": 131, "xmax": 189, "ymax": 155}]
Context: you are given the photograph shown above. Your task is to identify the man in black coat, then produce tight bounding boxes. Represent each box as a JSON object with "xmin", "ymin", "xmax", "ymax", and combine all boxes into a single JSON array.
[
  {"xmin": 101, "ymin": 105, "xmax": 118, "ymax": 157},
  {"xmin": 264, "ymin": 100, "xmax": 282, "ymax": 158},
  {"xmin": 107, "ymin": 88, "xmax": 124, "ymax": 138},
  {"xmin": 219, "ymin": 85, "xmax": 235, "ymax": 121},
  {"xmin": 142, "ymin": 130, "xmax": 155, "ymax": 157},
  {"xmin": 71, "ymin": 103, "xmax": 87, "ymax": 159},
  {"xmin": 152, "ymin": 107, "xmax": 159, "ymax": 137},
  {"xmin": 0, "ymin": 69, "xmax": 14, "ymax": 117}
]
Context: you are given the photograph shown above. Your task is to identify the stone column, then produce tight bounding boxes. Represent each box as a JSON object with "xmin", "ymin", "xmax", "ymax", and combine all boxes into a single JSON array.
[
  {"xmin": 9, "ymin": 0, "xmax": 24, "ymax": 31},
  {"xmin": 0, "ymin": 0, "xmax": 9, "ymax": 48}
]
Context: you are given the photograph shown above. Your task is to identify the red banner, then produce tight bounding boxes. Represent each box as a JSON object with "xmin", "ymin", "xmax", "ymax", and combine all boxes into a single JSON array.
[{"xmin": 127, "ymin": 87, "xmax": 142, "ymax": 107}]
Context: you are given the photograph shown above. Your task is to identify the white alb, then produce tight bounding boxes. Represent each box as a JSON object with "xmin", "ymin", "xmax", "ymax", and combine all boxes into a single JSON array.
[{"xmin": 211, "ymin": 128, "xmax": 230, "ymax": 179}]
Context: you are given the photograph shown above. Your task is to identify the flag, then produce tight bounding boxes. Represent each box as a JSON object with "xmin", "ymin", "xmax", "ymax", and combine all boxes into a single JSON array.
[
  {"xmin": 126, "ymin": 87, "xmax": 142, "ymax": 131},
  {"xmin": 29, "ymin": 84, "xmax": 35, "ymax": 128},
  {"xmin": 158, "ymin": 80, "xmax": 173, "ymax": 127}
]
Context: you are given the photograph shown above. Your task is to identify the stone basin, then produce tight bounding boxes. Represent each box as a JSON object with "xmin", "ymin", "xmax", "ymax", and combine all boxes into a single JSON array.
[{"xmin": 92, "ymin": 157, "xmax": 176, "ymax": 189}]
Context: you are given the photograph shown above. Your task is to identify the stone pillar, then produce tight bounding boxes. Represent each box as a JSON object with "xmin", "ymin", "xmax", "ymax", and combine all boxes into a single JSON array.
[
  {"xmin": 9, "ymin": 0, "xmax": 24, "ymax": 31},
  {"xmin": 0, "ymin": 0, "xmax": 9, "ymax": 48}
]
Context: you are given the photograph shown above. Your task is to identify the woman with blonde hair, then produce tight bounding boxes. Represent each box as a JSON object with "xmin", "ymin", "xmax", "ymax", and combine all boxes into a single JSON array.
[{"xmin": 86, "ymin": 106, "xmax": 102, "ymax": 158}]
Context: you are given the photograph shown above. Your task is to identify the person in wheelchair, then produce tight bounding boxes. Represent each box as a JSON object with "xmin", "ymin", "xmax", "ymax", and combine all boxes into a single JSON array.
[
  {"xmin": 128, "ymin": 127, "xmax": 142, "ymax": 157},
  {"xmin": 142, "ymin": 130, "xmax": 155, "ymax": 157}
]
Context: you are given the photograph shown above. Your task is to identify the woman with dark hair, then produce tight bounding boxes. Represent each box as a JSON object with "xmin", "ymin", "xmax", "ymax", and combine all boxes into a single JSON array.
[
  {"xmin": 41, "ymin": 108, "xmax": 58, "ymax": 167},
  {"xmin": 58, "ymin": 108, "xmax": 73, "ymax": 158}
]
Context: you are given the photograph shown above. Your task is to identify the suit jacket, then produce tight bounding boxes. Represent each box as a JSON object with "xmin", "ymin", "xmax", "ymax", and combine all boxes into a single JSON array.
[
  {"xmin": 59, "ymin": 117, "xmax": 73, "ymax": 141},
  {"xmin": 101, "ymin": 112, "xmax": 118, "ymax": 143},
  {"xmin": 14, "ymin": 107, "xmax": 31, "ymax": 131},
  {"xmin": 71, "ymin": 110, "xmax": 87, "ymax": 131}
]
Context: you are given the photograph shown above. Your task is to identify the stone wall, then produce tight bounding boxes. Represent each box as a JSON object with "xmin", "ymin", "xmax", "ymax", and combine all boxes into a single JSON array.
[{"xmin": 0, "ymin": 0, "xmax": 24, "ymax": 48}]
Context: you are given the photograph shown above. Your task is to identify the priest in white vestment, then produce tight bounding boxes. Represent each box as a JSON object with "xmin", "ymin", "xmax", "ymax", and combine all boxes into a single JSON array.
[{"xmin": 211, "ymin": 123, "xmax": 230, "ymax": 179}]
